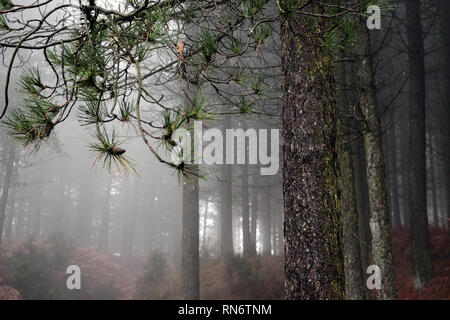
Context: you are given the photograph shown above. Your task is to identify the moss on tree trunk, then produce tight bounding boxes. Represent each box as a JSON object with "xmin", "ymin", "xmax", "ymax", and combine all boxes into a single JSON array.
[
  {"xmin": 357, "ymin": 17, "xmax": 397, "ymax": 300},
  {"xmin": 281, "ymin": 1, "xmax": 345, "ymax": 300}
]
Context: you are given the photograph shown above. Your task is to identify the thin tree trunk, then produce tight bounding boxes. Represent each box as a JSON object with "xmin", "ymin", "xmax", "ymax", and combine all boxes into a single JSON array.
[
  {"xmin": 357, "ymin": 14, "xmax": 397, "ymax": 300},
  {"xmin": 0, "ymin": 143, "xmax": 15, "ymax": 251},
  {"xmin": 31, "ymin": 187, "xmax": 43, "ymax": 240},
  {"xmin": 250, "ymin": 186, "xmax": 258, "ymax": 256},
  {"xmin": 98, "ymin": 176, "xmax": 112, "ymax": 251},
  {"xmin": 220, "ymin": 115, "xmax": 233, "ymax": 258},
  {"xmin": 261, "ymin": 186, "xmax": 271, "ymax": 255},
  {"xmin": 390, "ymin": 122, "xmax": 401, "ymax": 229},
  {"xmin": 405, "ymin": 0, "xmax": 435, "ymax": 290},
  {"xmin": 336, "ymin": 58, "xmax": 366, "ymax": 300},
  {"xmin": 201, "ymin": 197, "xmax": 209, "ymax": 250},
  {"xmin": 5, "ymin": 184, "xmax": 16, "ymax": 240},
  {"xmin": 428, "ymin": 135, "xmax": 439, "ymax": 226},
  {"xmin": 281, "ymin": 1, "xmax": 345, "ymax": 299},
  {"xmin": 241, "ymin": 164, "xmax": 251, "ymax": 257}
]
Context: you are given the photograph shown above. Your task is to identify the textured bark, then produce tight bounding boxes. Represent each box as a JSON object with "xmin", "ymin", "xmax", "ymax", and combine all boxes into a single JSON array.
[
  {"xmin": 336, "ymin": 59, "xmax": 366, "ymax": 300},
  {"xmin": 353, "ymin": 138, "xmax": 371, "ymax": 299},
  {"xmin": 357, "ymin": 18, "xmax": 397, "ymax": 300},
  {"xmin": 0, "ymin": 144, "xmax": 15, "ymax": 251},
  {"xmin": 390, "ymin": 124, "xmax": 401, "ymax": 229},
  {"xmin": 405, "ymin": 0, "xmax": 435, "ymax": 290},
  {"xmin": 440, "ymin": 0, "xmax": 450, "ymax": 227},
  {"xmin": 182, "ymin": 120, "xmax": 200, "ymax": 300},
  {"xmin": 281, "ymin": 1, "xmax": 345, "ymax": 300},
  {"xmin": 428, "ymin": 135, "xmax": 439, "ymax": 226},
  {"xmin": 182, "ymin": 174, "xmax": 199, "ymax": 299},
  {"xmin": 400, "ymin": 107, "xmax": 411, "ymax": 227}
]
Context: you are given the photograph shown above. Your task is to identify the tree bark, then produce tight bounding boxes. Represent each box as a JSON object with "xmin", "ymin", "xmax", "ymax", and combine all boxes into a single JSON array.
[
  {"xmin": 440, "ymin": 0, "xmax": 450, "ymax": 228},
  {"xmin": 281, "ymin": 1, "xmax": 345, "ymax": 300},
  {"xmin": 220, "ymin": 114, "xmax": 233, "ymax": 258},
  {"xmin": 336, "ymin": 58, "xmax": 367, "ymax": 300},
  {"xmin": 405, "ymin": 0, "xmax": 435, "ymax": 290},
  {"xmin": 261, "ymin": 185, "xmax": 271, "ymax": 255},
  {"xmin": 390, "ymin": 122, "xmax": 401, "ymax": 229},
  {"xmin": 4, "ymin": 180, "xmax": 16, "ymax": 240},
  {"xmin": 241, "ymin": 164, "xmax": 251, "ymax": 257},
  {"xmin": 0, "ymin": 143, "xmax": 15, "ymax": 251},
  {"xmin": 357, "ymin": 15, "xmax": 397, "ymax": 300},
  {"xmin": 182, "ymin": 120, "xmax": 200, "ymax": 300},
  {"xmin": 250, "ymin": 186, "xmax": 258, "ymax": 255},
  {"xmin": 182, "ymin": 172, "xmax": 199, "ymax": 299}
]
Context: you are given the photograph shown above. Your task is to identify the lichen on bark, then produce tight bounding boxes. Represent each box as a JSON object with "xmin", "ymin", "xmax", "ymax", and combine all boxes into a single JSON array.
[{"xmin": 281, "ymin": 0, "xmax": 345, "ymax": 300}]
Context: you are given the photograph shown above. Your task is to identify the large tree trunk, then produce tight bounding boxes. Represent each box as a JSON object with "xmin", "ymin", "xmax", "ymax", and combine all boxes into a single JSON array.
[
  {"xmin": 357, "ymin": 14, "xmax": 397, "ymax": 300},
  {"xmin": 281, "ymin": 1, "xmax": 344, "ymax": 300},
  {"xmin": 181, "ymin": 119, "xmax": 200, "ymax": 300},
  {"xmin": 182, "ymin": 171, "xmax": 199, "ymax": 299},
  {"xmin": 336, "ymin": 58, "xmax": 367, "ymax": 300},
  {"xmin": 405, "ymin": 0, "xmax": 435, "ymax": 290},
  {"xmin": 390, "ymin": 122, "xmax": 401, "ymax": 229},
  {"xmin": 0, "ymin": 143, "xmax": 15, "ymax": 251},
  {"xmin": 440, "ymin": 0, "xmax": 450, "ymax": 228}
]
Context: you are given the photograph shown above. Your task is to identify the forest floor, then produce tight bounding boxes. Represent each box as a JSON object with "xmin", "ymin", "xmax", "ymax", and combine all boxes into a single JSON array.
[
  {"xmin": 0, "ymin": 227, "xmax": 448, "ymax": 300},
  {"xmin": 392, "ymin": 227, "xmax": 450, "ymax": 300}
]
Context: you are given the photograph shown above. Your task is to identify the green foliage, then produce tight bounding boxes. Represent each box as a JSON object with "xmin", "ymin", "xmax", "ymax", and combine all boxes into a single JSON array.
[
  {"xmin": 18, "ymin": 68, "xmax": 46, "ymax": 96},
  {"xmin": 237, "ymin": 99, "xmax": 256, "ymax": 115},
  {"xmin": 249, "ymin": 73, "xmax": 267, "ymax": 96},
  {"xmin": 89, "ymin": 128, "xmax": 138, "ymax": 175},
  {"xmin": 118, "ymin": 99, "xmax": 135, "ymax": 123},
  {"xmin": 0, "ymin": 0, "xmax": 272, "ymax": 181},
  {"xmin": 47, "ymin": 233, "xmax": 75, "ymax": 266},
  {"xmin": 239, "ymin": 0, "xmax": 266, "ymax": 18},
  {"xmin": 198, "ymin": 30, "xmax": 218, "ymax": 63},
  {"xmin": 0, "ymin": 14, "xmax": 9, "ymax": 30},
  {"xmin": 78, "ymin": 100, "xmax": 109, "ymax": 126},
  {"xmin": 135, "ymin": 250, "xmax": 172, "ymax": 299},
  {"xmin": 182, "ymin": 92, "xmax": 214, "ymax": 122},
  {"xmin": 9, "ymin": 241, "xmax": 63, "ymax": 300},
  {"xmin": 253, "ymin": 25, "xmax": 270, "ymax": 44},
  {"xmin": 0, "ymin": 0, "xmax": 13, "ymax": 10},
  {"xmin": 3, "ymin": 98, "xmax": 57, "ymax": 149},
  {"xmin": 277, "ymin": 0, "xmax": 302, "ymax": 16}
]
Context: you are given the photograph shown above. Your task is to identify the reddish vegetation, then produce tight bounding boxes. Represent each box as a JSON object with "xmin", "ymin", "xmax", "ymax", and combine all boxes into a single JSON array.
[
  {"xmin": 0, "ymin": 227, "xmax": 447, "ymax": 300},
  {"xmin": 392, "ymin": 227, "xmax": 449, "ymax": 300}
]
